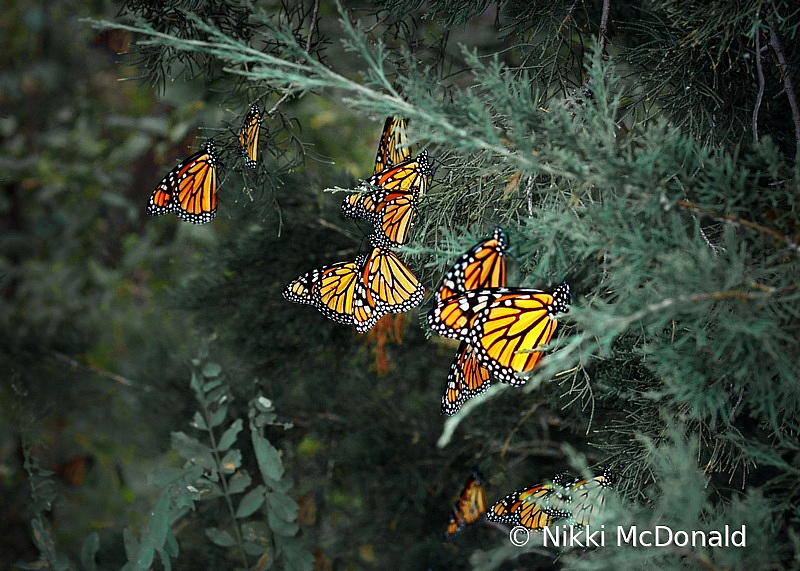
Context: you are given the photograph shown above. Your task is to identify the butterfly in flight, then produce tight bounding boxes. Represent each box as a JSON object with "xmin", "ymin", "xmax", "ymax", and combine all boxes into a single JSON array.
[
  {"xmin": 486, "ymin": 475, "xmax": 572, "ymax": 531},
  {"xmin": 373, "ymin": 116, "xmax": 410, "ymax": 174},
  {"xmin": 427, "ymin": 282, "xmax": 571, "ymax": 386},
  {"xmin": 436, "ymin": 227, "xmax": 509, "ymax": 415},
  {"xmin": 444, "ymin": 471, "xmax": 487, "ymax": 540},
  {"xmin": 341, "ymin": 150, "xmax": 432, "ymax": 248},
  {"xmin": 283, "ymin": 247, "xmax": 424, "ymax": 333},
  {"xmin": 238, "ymin": 103, "xmax": 261, "ymax": 169},
  {"xmin": 147, "ymin": 140, "xmax": 218, "ymax": 224}
]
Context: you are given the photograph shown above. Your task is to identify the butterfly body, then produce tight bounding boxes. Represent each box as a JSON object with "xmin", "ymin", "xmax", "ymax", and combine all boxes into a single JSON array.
[{"xmin": 147, "ymin": 141, "xmax": 218, "ymax": 224}]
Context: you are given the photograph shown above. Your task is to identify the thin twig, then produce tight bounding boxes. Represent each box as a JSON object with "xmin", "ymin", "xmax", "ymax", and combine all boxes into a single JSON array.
[
  {"xmin": 598, "ymin": 0, "xmax": 611, "ymax": 55},
  {"xmin": 267, "ymin": 91, "xmax": 293, "ymax": 116},
  {"xmin": 500, "ymin": 402, "xmax": 542, "ymax": 459},
  {"xmin": 768, "ymin": 22, "xmax": 800, "ymax": 163},
  {"xmin": 304, "ymin": 0, "xmax": 319, "ymax": 54},
  {"xmin": 752, "ymin": 21, "xmax": 765, "ymax": 143},
  {"xmin": 267, "ymin": 0, "xmax": 320, "ymax": 117},
  {"xmin": 316, "ymin": 217, "xmax": 360, "ymax": 240},
  {"xmin": 556, "ymin": 0, "xmax": 580, "ymax": 37},
  {"xmin": 51, "ymin": 351, "xmax": 140, "ymax": 388},
  {"xmin": 676, "ymin": 199, "xmax": 800, "ymax": 253}
]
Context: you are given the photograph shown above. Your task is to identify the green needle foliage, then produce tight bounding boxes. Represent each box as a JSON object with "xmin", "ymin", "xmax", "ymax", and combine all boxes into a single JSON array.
[{"xmin": 3, "ymin": 0, "xmax": 800, "ymax": 569}]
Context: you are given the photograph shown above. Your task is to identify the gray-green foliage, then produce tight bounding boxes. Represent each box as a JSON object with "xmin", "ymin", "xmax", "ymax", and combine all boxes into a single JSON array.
[{"xmin": 122, "ymin": 345, "xmax": 311, "ymax": 571}]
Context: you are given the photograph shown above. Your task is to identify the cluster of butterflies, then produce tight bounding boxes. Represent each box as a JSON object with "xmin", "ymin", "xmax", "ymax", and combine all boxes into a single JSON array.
[
  {"xmin": 283, "ymin": 117, "xmax": 432, "ymax": 333},
  {"xmin": 147, "ymin": 103, "xmax": 261, "ymax": 223},
  {"xmin": 445, "ymin": 467, "xmax": 616, "ymax": 540},
  {"xmin": 427, "ymin": 228, "xmax": 571, "ymax": 415},
  {"xmin": 275, "ymin": 116, "xmax": 571, "ymax": 415},
  {"xmin": 145, "ymin": 110, "xmax": 605, "ymax": 547}
]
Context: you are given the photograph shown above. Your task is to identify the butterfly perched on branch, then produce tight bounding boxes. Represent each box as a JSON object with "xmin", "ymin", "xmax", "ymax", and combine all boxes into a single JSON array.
[
  {"xmin": 147, "ymin": 140, "xmax": 219, "ymax": 224},
  {"xmin": 237, "ymin": 103, "xmax": 261, "ymax": 169},
  {"xmin": 435, "ymin": 227, "xmax": 509, "ymax": 415},
  {"xmin": 487, "ymin": 467, "xmax": 616, "ymax": 530},
  {"xmin": 373, "ymin": 116, "xmax": 410, "ymax": 174},
  {"xmin": 283, "ymin": 247, "xmax": 424, "ymax": 333},
  {"xmin": 343, "ymin": 131, "xmax": 432, "ymax": 248},
  {"xmin": 428, "ymin": 282, "xmax": 570, "ymax": 386}
]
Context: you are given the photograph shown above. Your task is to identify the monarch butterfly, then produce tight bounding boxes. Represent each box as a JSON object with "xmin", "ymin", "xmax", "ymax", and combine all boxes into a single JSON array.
[
  {"xmin": 442, "ymin": 342, "xmax": 492, "ymax": 415},
  {"xmin": 283, "ymin": 247, "xmax": 424, "ymax": 333},
  {"xmin": 341, "ymin": 150, "xmax": 432, "ymax": 248},
  {"xmin": 434, "ymin": 227, "xmax": 509, "ymax": 305},
  {"xmin": 374, "ymin": 116, "xmax": 410, "ymax": 174},
  {"xmin": 283, "ymin": 255, "xmax": 372, "ymax": 327},
  {"xmin": 444, "ymin": 472, "xmax": 487, "ymax": 540},
  {"xmin": 437, "ymin": 228, "xmax": 509, "ymax": 415},
  {"xmin": 359, "ymin": 246, "xmax": 425, "ymax": 320},
  {"xmin": 238, "ymin": 103, "xmax": 261, "ymax": 169},
  {"xmin": 427, "ymin": 283, "xmax": 570, "ymax": 386},
  {"xmin": 147, "ymin": 140, "xmax": 218, "ymax": 224},
  {"xmin": 486, "ymin": 476, "xmax": 572, "ymax": 531},
  {"xmin": 549, "ymin": 467, "xmax": 616, "ymax": 527}
]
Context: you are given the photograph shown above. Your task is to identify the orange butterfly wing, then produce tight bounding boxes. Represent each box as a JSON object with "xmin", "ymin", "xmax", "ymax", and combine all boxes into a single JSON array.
[
  {"xmin": 487, "ymin": 482, "xmax": 565, "ymax": 531},
  {"xmin": 342, "ymin": 151, "xmax": 432, "ymax": 247},
  {"xmin": 437, "ymin": 228, "xmax": 509, "ymax": 414},
  {"xmin": 428, "ymin": 284, "xmax": 570, "ymax": 386},
  {"xmin": 441, "ymin": 341, "xmax": 492, "ymax": 415},
  {"xmin": 435, "ymin": 227, "xmax": 509, "ymax": 304},
  {"xmin": 238, "ymin": 103, "xmax": 260, "ymax": 169},
  {"xmin": 444, "ymin": 472, "xmax": 487, "ymax": 540},
  {"xmin": 374, "ymin": 116, "xmax": 410, "ymax": 174},
  {"xmin": 353, "ymin": 247, "xmax": 424, "ymax": 333},
  {"xmin": 147, "ymin": 141, "xmax": 218, "ymax": 224},
  {"xmin": 283, "ymin": 256, "xmax": 369, "ymax": 326},
  {"xmin": 283, "ymin": 248, "xmax": 423, "ymax": 334}
]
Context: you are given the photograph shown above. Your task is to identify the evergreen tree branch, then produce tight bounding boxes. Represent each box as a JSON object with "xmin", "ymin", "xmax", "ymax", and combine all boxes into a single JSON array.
[
  {"xmin": 499, "ymin": 402, "xmax": 543, "ymax": 459},
  {"xmin": 594, "ymin": 287, "xmax": 798, "ymax": 346},
  {"xmin": 768, "ymin": 21, "xmax": 800, "ymax": 163},
  {"xmin": 88, "ymin": 15, "xmax": 556, "ymax": 175},
  {"xmin": 557, "ymin": 0, "xmax": 581, "ymax": 37}
]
